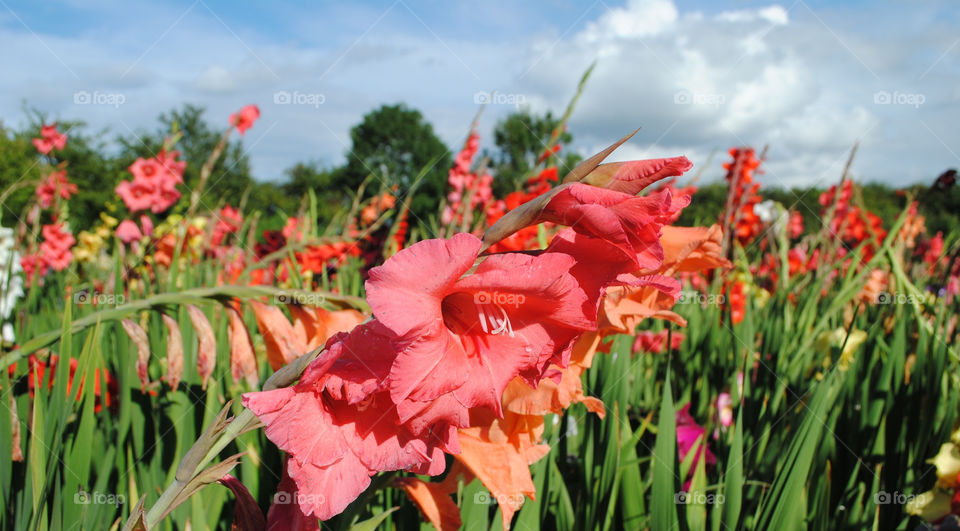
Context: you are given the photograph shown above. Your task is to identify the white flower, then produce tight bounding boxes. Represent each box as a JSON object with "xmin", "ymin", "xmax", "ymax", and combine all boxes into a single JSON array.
[{"xmin": 0, "ymin": 224, "xmax": 23, "ymax": 340}]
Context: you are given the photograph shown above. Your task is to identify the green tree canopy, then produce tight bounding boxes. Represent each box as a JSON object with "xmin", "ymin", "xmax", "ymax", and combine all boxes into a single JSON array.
[
  {"xmin": 489, "ymin": 109, "xmax": 581, "ymax": 196},
  {"xmin": 338, "ymin": 103, "xmax": 451, "ymax": 223}
]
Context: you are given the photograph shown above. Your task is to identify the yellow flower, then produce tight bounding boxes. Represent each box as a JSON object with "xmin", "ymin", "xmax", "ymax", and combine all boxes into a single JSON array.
[
  {"xmin": 155, "ymin": 215, "xmax": 183, "ymax": 237},
  {"xmin": 906, "ymin": 489, "xmax": 952, "ymax": 521},
  {"xmin": 816, "ymin": 328, "xmax": 867, "ymax": 371},
  {"xmin": 930, "ymin": 442, "xmax": 960, "ymax": 488},
  {"xmin": 99, "ymin": 213, "xmax": 118, "ymax": 228},
  {"xmin": 74, "ymin": 230, "xmax": 106, "ymax": 263},
  {"xmin": 753, "ymin": 287, "xmax": 771, "ymax": 308}
]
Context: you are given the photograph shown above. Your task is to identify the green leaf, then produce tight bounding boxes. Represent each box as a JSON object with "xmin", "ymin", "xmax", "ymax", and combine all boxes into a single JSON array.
[{"xmin": 652, "ymin": 374, "xmax": 678, "ymax": 531}]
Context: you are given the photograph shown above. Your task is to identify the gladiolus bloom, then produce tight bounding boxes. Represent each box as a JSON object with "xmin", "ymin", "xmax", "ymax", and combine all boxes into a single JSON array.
[
  {"xmin": 32, "ymin": 123, "xmax": 67, "ymax": 154},
  {"xmin": 116, "ymin": 220, "xmax": 143, "ymax": 244},
  {"xmin": 116, "ymin": 150, "xmax": 185, "ymax": 213},
  {"xmin": 365, "ymin": 233, "xmax": 597, "ymax": 427},
  {"xmin": 38, "ymin": 223, "xmax": 75, "ymax": 271},
  {"xmin": 35, "ymin": 170, "xmax": 77, "ymax": 208},
  {"xmin": 230, "ymin": 105, "xmax": 260, "ymax": 134}
]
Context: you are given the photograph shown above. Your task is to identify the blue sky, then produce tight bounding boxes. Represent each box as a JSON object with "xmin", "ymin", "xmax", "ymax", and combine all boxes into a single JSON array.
[{"xmin": 1, "ymin": 0, "xmax": 958, "ymax": 190}]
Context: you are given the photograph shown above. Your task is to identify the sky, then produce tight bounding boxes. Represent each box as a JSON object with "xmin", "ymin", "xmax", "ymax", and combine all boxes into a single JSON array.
[{"xmin": 0, "ymin": 0, "xmax": 958, "ymax": 190}]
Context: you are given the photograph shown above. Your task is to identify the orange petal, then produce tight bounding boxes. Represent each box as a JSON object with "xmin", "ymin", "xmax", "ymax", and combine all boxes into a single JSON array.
[
  {"xmin": 315, "ymin": 308, "xmax": 366, "ymax": 344},
  {"xmin": 250, "ymin": 301, "xmax": 307, "ymax": 370},
  {"xmin": 161, "ymin": 314, "xmax": 184, "ymax": 390},
  {"xmin": 456, "ymin": 410, "xmax": 550, "ymax": 530},
  {"xmin": 287, "ymin": 304, "xmax": 317, "ymax": 349},
  {"xmin": 659, "ymin": 224, "xmax": 729, "ymax": 274},
  {"xmin": 121, "ymin": 318, "xmax": 151, "ymax": 390},
  {"xmin": 186, "ymin": 305, "xmax": 216, "ymax": 388},
  {"xmin": 395, "ymin": 478, "xmax": 461, "ymax": 531},
  {"xmin": 227, "ymin": 306, "xmax": 258, "ymax": 387}
]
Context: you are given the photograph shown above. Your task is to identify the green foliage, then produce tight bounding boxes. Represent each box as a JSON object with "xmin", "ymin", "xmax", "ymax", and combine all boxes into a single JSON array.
[
  {"xmin": 338, "ymin": 104, "xmax": 451, "ymax": 224},
  {"xmin": 489, "ymin": 110, "xmax": 581, "ymax": 195}
]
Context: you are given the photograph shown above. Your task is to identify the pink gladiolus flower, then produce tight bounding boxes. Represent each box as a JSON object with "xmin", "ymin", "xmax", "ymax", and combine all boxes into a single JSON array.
[
  {"xmin": 230, "ymin": 105, "xmax": 260, "ymax": 135},
  {"xmin": 140, "ymin": 215, "xmax": 154, "ymax": 237},
  {"xmin": 243, "ymin": 323, "xmax": 452, "ymax": 521},
  {"xmin": 128, "ymin": 157, "xmax": 165, "ymax": 183},
  {"xmin": 676, "ymin": 404, "xmax": 717, "ymax": 471},
  {"xmin": 116, "ymin": 220, "xmax": 143, "ymax": 244},
  {"xmin": 265, "ymin": 460, "xmax": 321, "ymax": 531},
  {"xmin": 537, "ymin": 184, "xmax": 677, "ymax": 269},
  {"xmin": 365, "ymin": 233, "xmax": 597, "ymax": 427},
  {"xmin": 156, "ymin": 149, "xmax": 187, "ymax": 182},
  {"xmin": 116, "ymin": 150, "xmax": 185, "ymax": 213},
  {"xmin": 38, "ymin": 223, "xmax": 75, "ymax": 271},
  {"xmin": 32, "ymin": 123, "xmax": 67, "ymax": 155},
  {"xmin": 115, "ymin": 180, "xmax": 156, "ymax": 213},
  {"xmin": 212, "ymin": 206, "xmax": 243, "ymax": 247},
  {"xmin": 35, "ymin": 170, "xmax": 77, "ymax": 208},
  {"xmin": 244, "ymin": 230, "xmax": 645, "ymax": 522}
]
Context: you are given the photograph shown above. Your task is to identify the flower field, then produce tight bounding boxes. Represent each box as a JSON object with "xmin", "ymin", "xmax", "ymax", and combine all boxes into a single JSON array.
[{"xmin": 1, "ymin": 86, "xmax": 959, "ymax": 531}]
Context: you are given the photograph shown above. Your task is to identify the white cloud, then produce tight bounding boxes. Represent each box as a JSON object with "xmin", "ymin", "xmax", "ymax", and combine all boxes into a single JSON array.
[
  {"xmin": 517, "ymin": 0, "xmax": 958, "ymax": 188},
  {"xmin": 0, "ymin": 0, "xmax": 956, "ymax": 191}
]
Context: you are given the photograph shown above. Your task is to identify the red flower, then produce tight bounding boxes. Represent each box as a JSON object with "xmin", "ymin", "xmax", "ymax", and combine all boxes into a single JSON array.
[
  {"xmin": 211, "ymin": 206, "xmax": 243, "ymax": 247},
  {"xmin": 633, "ymin": 330, "xmax": 684, "ymax": 354},
  {"xmin": 230, "ymin": 105, "xmax": 260, "ymax": 135},
  {"xmin": 32, "ymin": 123, "xmax": 67, "ymax": 155},
  {"xmin": 725, "ymin": 281, "xmax": 746, "ymax": 324},
  {"xmin": 23, "ymin": 354, "xmax": 117, "ymax": 413},
  {"xmin": 788, "ymin": 211, "xmax": 804, "ymax": 239},
  {"xmin": 20, "ymin": 253, "xmax": 48, "ymax": 286},
  {"xmin": 35, "ymin": 170, "xmax": 77, "ymax": 208}
]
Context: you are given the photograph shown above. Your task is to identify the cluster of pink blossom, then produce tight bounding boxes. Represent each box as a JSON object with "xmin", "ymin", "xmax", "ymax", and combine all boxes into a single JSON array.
[
  {"xmin": 441, "ymin": 131, "xmax": 494, "ymax": 225},
  {"xmin": 115, "ymin": 150, "xmax": 186, "ymax": 214}
]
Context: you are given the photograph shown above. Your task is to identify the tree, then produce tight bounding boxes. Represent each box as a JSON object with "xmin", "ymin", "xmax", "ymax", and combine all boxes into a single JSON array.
[
  {"xmin": 0, "ymin": 116, "xmax": 126, "ymax": 231},
  {"xmin": 490, "ymin": 110, "xmax": 581, "ymax": 196},
  {"xmin": 338, "ymin": 104, "xmax": 450, "ymax": 223},
  {"xmin": 279, "ymin": 162, "xmax": 341, "ymax": 226}
]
